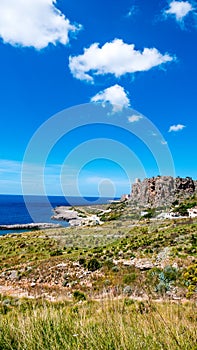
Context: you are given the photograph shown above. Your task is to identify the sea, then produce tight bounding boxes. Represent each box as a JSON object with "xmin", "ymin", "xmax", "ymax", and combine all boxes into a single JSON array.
[{"xmin": 0, "ymin": 195, "xmax": 116, "ymax": 235}]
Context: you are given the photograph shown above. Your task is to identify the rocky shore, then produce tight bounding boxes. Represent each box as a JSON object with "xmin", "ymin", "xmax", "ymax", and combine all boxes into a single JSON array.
[
  {"xmin": 0, "ymin": 223, "xmax": 61, "ymax": 230},
  {"xmin": 52, "ymin": 206, "xmax": 102, "ymax": 226},
  {"xmin": 51, "ymin": 207, "xmax": 80, "ymax": 221}
]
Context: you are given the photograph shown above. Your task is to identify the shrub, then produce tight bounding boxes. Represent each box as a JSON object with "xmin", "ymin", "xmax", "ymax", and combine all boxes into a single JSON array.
[
  {"xmin": 73, "ymin": 290, "xmax": 86, "ymax": 302},
  {"xmin": 156, "ymin": 281, "xmax": 169, "ymax": 294},
  {"xmin": 103, "ymin": 259, "xmax": 114, "ymax": 270},
  {"xmin": 62, "ymin": 280, "xmax": 68, "ymax": 287},
  {"xmin": 78, "ymin": 258, "xmax": 86, "ymax": 267},
  {"xmin": 123, "ymin": 285, "xmax": 132, "ymax": 296},
  {"xmin": 49, "ymin": 249, "xmax": 62, "ymax": 256},
  {"xmin": 183, "ymin": 263, "xmax": 197, "ymax": 298},
  {"xmin": 87, "ymin": 258, "xmax": 101, "ymax": 272},
  {"xmin": 163, "ymin": 265, "xmax": 178, "ymax": 282},
  {"xmin": 123, "ymin": 273, "xmax": 136, "ymax": 284},
  {"xmin": 112, "ymin": 266, "xmax": 119, "ymax": 272}
]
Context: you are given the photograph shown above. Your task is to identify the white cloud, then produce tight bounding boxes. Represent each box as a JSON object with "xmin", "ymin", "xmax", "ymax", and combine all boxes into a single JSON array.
[
  {"xmin": 91, "ymin": 84, "xmax": 130, "ymax": 112},
  {"xmin": 0, "ymin": 0, "xmax": 81, "ymax": 49},
  {"xmin": 165, "ymin": 1, "xmax": 194, "ymax": 21},
  {"xmin": 168, "ymin": 124, "xmax": 186, "ymax": 132},
  {"xmin": 161, "ymin": 140, "xmax": 168, "ymax": 145},
  {"xmin": 126, "ymin": 6, "xmax": 138, "ymax": 18},
  {"xmin": 128, "ymin": 115, "xmax": 142, "ymax": 122},
  {"xmin": 69, "ymin": 38, "xmax": 174, "ymax": 82}
]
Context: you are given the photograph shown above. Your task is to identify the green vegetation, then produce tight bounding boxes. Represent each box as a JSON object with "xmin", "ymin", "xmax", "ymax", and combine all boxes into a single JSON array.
[
  {"xmin": 172, "ymin": 195, "xmax": 197, "ymax": 216},
  {"xmin": 0, "ymin": 297, "xmax": 196, "ymax": 350},
  {"xmin": 0, "ymin": 221, "xmax": 196, "ymax": 299},
  {"xmin": 142, "ymin": 208, "xmax": 156, "ymax": 219},
  {"xmin": 87, "ymin": 258, "xmax": 101, "ymax": 271},
  {"xmin": 73, "ymin": 290, "xmax": 86, "ymax": 301},
  {"xmin": 100, "ymin": 201, "xmax": 128, "ymax": 221},
  {"xmin": 0, "ymin": 207, "xmax": 197, "ymax": 349},
  {"xmin": 183, "ymin": 263, "xmax": 197, "ymax": 298},
  {"xmin": 0, "ymin": 232, "xmax": 60, "ymax": 270}
]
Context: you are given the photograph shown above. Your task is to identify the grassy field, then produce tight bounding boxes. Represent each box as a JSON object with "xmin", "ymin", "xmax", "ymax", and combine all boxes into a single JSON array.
[
  {"xmin": 0, "ymin": 206, "xmax": 197, "ymax": 349},
  {"xmin": 0, "ymin": 297, "xmax": 196, "ymax": 350},
  {"xmin": 0, "ymin": 219, "xmax": 196, "ymax": 299}
]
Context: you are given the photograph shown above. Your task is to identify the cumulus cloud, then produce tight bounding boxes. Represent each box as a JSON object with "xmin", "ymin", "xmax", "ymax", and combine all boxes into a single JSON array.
[
  {"xmin": 0, "ymin": 0, "xmax": 81, "ymax": 49},
  {"xmin": 91, "ymin": 84, "xmax": 130, "ymax": 112},
  {"xmin": 128, "ymin": 115, "xmax": 142, "ymax": 122},
  {"xmin": 165, "ymin": 1, "xmax": 194, "ymax": 21},
  {"xmin": 168, "ymin": 124, "xmax": 186, "ymax": 132},
  {"xmin": 69, "ymin": 38, "xmax": 174, "ymax": 82}
]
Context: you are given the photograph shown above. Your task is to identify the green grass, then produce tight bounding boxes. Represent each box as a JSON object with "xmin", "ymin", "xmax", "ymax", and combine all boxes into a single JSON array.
[
  {"xmin": 0, "ymin": 231, "xmax": 61, "ymax": 270},
  {"xmin": 0, "ymin": 297, "xmax": 196, "ymax": 350},
  {"xmin": 0, "ymin": 217, "xmax": 197, "ymax": 349},
  {"xmin": 0, "ymin": 222, "xmax": 196, "ymax": 299}
]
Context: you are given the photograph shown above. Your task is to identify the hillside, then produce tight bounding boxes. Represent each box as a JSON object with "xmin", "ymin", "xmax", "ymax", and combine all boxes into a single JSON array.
[{"xmin": 0, "ymin": 199, "xmax": 197, "ymax": 349}]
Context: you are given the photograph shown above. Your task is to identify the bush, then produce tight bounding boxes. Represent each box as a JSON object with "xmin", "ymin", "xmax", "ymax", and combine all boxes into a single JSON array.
[
  {"xmin": 183, "ymin": 263, "xmax": 197, "ymax": 298},
  {"xmin": 112, "ymin": 266, "xmax": 119, "ymax": 272},
  {"xmin": 73, "ymin": 290, "xmax": 86, "ymax": 302},
  {"xmin": 62, "ymin": 280, "xmax": 68, "ymax": 287},
  {"xmin": 49, "ymin": 249, "xmax": 62, "ymax": 256},
  {"xmin": 163, "ymin": 265, "xmax": 178, "ymax": 282},
  {"xmin": 78, "ymin": 258, "xmax": 86, "ymax": 267},
  {"xmin": 103, "ymin": 259, "xmax": 114, "ymax": 270},
  {"xmin": 123, "ymin": 286, "xmax": 132, "ymax": 296},
  {"xmin": 156, "ymin": 281, "xmax": 169, "ymax": 294},
  {"xmin": 123, "ymin": 273, "xmax": 136, "ymax": 284},
  {"xmin": 87, "ymin": 258, "xmax": 101, "ymax": 272}
]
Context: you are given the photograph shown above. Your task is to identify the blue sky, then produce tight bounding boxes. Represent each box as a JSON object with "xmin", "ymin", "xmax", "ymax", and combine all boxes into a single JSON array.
[{"xmin": 0, "ymin": 0, "xmax": 196, "ymax": 197}]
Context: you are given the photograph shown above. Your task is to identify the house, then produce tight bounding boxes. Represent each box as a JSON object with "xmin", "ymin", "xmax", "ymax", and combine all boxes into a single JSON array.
[
  {"xmin": 156, "ymin": 211, "xmax": 183, "ymax": 220},
  {"xmin": 164, "ymin": 212, "xmax": 180, "ymax": 219},
  {"xmin": 187, "ymin": 207, "xmax": 197, "ymax": 218}
]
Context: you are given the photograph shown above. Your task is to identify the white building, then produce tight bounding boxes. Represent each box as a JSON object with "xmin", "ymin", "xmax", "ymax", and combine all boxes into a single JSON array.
[
  {"xmin": 156, "ymin": 211, "xmax": 183, "ymax": 220},
  {"xmin": 188, "ymin": 207, "xmax": 197, "ymax": 218}
]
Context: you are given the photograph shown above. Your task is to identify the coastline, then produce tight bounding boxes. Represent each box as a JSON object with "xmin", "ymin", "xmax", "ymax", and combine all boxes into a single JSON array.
[{"xmin": 0, "ymin": 223, "xmax": 61, "ymax": 231}]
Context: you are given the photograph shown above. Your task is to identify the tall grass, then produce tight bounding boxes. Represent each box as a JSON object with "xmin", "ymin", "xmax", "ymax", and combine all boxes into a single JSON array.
[{"xmin": 0, "ymin": 298, "xmax": 196, "ymax": 350}]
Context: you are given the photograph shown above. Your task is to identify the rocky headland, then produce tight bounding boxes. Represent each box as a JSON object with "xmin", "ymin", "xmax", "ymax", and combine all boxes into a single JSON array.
[
  {"xmin": 0, "ymin": 223, "xmax": 61, "ymax": 230},
  {"xmin": 51, "ymin": 206, "xmax": 103, "ymax": 226}
]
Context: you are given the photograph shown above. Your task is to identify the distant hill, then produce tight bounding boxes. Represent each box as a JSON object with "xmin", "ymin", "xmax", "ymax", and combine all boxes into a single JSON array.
[{"xmin": 130, "ymin": 176, "xmax": 197, "ymax": 208}]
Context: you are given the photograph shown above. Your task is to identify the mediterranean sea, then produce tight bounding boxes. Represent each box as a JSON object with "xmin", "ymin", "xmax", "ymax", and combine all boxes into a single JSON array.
[{"xmin": 0, "ymin": 195, "xmax": 116, "ymax": 235}]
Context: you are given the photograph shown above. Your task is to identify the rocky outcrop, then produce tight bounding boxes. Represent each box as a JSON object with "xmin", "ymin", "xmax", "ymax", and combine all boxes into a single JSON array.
[
  {"xmin": 51, "ymin": 207, "xmax": 80, "ymax": 221},
  {"xmin": 130, "ymin": 176, "xmax": 197, "ymax": 208},
  {"xmin": 52, "ymin": 207, "xmax": 102, "ymax": 226},
  {"xmin": 0, "ymin": 223, "xmax": 61, "ymax": 230}
]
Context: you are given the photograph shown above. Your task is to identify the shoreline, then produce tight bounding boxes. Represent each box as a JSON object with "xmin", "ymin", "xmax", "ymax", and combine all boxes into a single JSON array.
[{"xmin": 0, "ymin": 223, "xmax": 62, "ymax": 231}]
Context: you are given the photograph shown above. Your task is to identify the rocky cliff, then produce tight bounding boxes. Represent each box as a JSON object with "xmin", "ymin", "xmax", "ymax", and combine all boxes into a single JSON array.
[{"xmin": 130, "ymin": 176, "xmax": 197, "ymax": 208}]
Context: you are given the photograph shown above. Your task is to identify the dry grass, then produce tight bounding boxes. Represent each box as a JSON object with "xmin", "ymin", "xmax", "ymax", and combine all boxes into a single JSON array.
[{"xmin": 0, "ymin": 297, "xmax": 196, "ymax": 350}]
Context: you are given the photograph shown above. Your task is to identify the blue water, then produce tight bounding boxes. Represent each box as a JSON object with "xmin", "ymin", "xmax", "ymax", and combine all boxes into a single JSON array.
[{"xmin": 0, "ymin": 195, "xmax": 116, "ymax": 234}]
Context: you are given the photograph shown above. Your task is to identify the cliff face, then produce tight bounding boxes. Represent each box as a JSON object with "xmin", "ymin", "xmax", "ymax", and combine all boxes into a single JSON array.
[{"xmin": 131, "ymin": 176, "xmax": 197, "ymax": 207}]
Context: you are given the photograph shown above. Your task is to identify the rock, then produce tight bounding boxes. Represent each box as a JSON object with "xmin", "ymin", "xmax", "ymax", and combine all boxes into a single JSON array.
[
  {"xmin": 134, "ymin": 259, "xmax": 154, "ymax": 270},
  {"xmin": 8, "ymin": 270, "xmax": 18, "ymax": 280},
  {"xmin": 0, "ymin": 223, "xmax": 61, "ymax": 230},
  {"xmin": 69, "ymin": 219, "xmax": 83, "ymax": 227},
  {"xmin": 130, "ymin": 176, "xmax": 196, "ymax": 208},
  {"xmin": 51, "ymin": 207, "xmax": 80, "ymax": 221}
]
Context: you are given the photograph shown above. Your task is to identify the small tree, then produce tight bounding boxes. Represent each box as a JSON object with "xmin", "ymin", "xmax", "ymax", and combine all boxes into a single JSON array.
[{"xmin": 87, "ymin": 258, "xmax": 101, "ymax": 272}]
